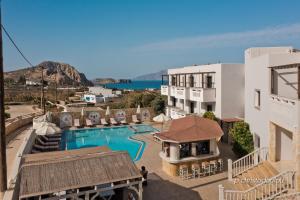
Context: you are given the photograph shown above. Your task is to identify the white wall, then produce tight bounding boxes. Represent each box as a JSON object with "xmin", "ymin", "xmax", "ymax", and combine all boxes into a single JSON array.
[{"xmin": 220, "ymin": 64, "xmax": 245, "ymax": 119}]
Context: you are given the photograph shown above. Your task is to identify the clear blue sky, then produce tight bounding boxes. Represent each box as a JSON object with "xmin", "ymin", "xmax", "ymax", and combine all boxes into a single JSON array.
[{"xmin": 2, "ymin": 0, "xmax": 300, "ymax": 79}]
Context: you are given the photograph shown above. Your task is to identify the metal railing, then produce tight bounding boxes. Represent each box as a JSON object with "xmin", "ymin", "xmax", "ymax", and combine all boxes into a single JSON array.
[
  {"xmin": 274, "ymin": 191, "xmax": 300, "ymax": 199},
  {"xmin": 219, "ymin": 171, "xmax": 296, "ymax": 200},
  {"xmin": 228, "ymin": 147, "xmax": 269, "ymax": 180}
]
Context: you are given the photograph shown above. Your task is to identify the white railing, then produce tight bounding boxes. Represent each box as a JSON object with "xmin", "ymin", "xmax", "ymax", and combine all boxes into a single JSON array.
[
  {"xmin": 228, "ymin": 147, "xmax": 269, "ymax": 180},
  {"xmin": 274, "ymin": 192, "xmax": 300, "ymax": 199},
  {"xmin": 219, "ymin": 171, "xmax": 296, "ymax": 200},
  {"xmin": 161, "ymin": 85, "xmax": 169, "ymax": 96}
]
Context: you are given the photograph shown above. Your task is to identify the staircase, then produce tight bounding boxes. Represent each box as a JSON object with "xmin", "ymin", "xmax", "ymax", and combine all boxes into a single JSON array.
[
  {"xmin": 233, "ymin": 161, "xmax": 279, "ymax": 191},
  {"xmin": 219, "ymin": 147, "xmax": 297, "ymax": 200}
]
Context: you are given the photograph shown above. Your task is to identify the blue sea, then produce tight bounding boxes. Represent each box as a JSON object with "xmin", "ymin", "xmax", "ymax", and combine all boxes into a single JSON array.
[{"xmin": 104, "ymin": 80, "xmax": 166, "ymax": 90}]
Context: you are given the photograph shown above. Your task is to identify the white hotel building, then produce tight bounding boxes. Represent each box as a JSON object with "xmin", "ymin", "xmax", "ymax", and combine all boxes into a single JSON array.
[{"xmin": 161, "ymin": 63, "xmax": 245, "ymax": 120}]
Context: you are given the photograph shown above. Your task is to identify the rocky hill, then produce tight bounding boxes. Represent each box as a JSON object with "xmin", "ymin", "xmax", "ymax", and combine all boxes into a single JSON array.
[
  {"xmin": 134, "ymin": 70, "xmax": 167, "ymax": 80},
  {"xmin": 4, "ymin": 61, "xmax": 93, "ymax": 86}
]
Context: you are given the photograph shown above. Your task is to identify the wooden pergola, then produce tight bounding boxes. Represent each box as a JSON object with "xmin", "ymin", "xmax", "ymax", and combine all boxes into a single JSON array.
[
  {"xmin": 18, "ymin": 147, "xmax": 143, "ymax": 200},
  {"xmin": 269, "ymin": 63, "xmax": 300, "ymax": 99}
]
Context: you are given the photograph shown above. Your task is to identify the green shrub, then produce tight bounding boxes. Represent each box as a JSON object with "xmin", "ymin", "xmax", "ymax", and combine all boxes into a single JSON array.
[
  {"xmin": 230, "ymin": 121, "xmax": 254, "ymax": 157},
  {"xmin": 4, "ymin": 112, "xmax": 10, "ymax": 119},
  {"xmin": 151, "ymin": 95, "xmax": 166, "ymax": 114},
  {"xmin": 202, "ymin": 111, "xmax": 217, "ymax": 121}
]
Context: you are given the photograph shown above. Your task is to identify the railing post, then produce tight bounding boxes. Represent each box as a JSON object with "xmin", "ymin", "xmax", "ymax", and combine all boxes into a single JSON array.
[
  {"xmin": 228, "ymin": 159, "xmax": 233, "ymax": 181},
  {"xmin": 254, "ymin": 149, "xmax": 259, "ymax": 165},
  {"xmin": 218, "ymin": 184, "xmax": 225, "ymax": 200}
]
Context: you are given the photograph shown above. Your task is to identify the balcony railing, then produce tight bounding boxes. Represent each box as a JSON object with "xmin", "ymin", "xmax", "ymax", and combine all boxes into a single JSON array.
[
  {"xmin": 189, "ymin": 88, "xmax": 216, "ymax": 102},
  {"xmin": 161, "ymin": 85, "xmax": 169, "ymax": 96},
  {"xmin": 269, "ymin": 94, "xmax": 299, "ymax": 131}
]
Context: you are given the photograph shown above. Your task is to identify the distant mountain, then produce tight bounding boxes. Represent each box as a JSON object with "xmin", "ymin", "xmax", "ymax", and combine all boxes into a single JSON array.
[
  {"xmin": 134, "ymin": 70, "xmax": 167, "ymax": 80},
  {"xmin": 4, "ymin": 61, "xmax": 93, "ymax": 86}
]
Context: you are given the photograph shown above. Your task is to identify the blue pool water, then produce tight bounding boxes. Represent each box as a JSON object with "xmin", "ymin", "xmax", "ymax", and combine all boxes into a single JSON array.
[
  {"xmin": 62, "ymin": 125, "xmax": 158, "ymax": 161},
  {"xmin": 104, "ymin": 80, "xmax": 167, "ymax": 90}
]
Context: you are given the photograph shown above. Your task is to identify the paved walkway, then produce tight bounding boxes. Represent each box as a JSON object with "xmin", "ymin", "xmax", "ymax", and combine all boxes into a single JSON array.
[
  {"xmin": 134, "ymin": 133, "xmax": 237, "ymax": 200},
  {"xmin": 6, "ymin": 105, "xmax": 38, "ymax": 118}
]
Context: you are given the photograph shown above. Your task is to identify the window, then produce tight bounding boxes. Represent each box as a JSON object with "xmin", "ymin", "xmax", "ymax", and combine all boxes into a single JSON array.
[
  {"xmin": 196, "ymin": 141, "xmax": 210, "ymax": 155},
  {"xmin": 254, "ymin": 90, "xmax": 261, "ymax": 109},
  {"xmin": 179, "ymin": 143, "xmax": 191, "ymax": 158},
  {"xmin": 206, "ymin": 76, "xmax": 213, "ymax": 88},
  {"xmin": 254, "ymin": 133, "xmax": 260, "ymax": 148},
  {"xmin": 207, "ymin": 104, "xmax": 213, "ymax": 112},
  {"xmin": 189, "ymin": 75, "xmax": 194, "ymax": 87}
]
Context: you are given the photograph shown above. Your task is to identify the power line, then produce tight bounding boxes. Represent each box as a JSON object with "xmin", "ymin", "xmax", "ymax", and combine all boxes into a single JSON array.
[{"xmin": 1, "ymin": 24, "xmax": 34, "ymax": 67}]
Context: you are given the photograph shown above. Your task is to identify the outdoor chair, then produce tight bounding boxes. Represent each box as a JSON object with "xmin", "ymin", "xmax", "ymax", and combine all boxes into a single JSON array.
[
  {"xmin": 86, "ymin": 119, "xmax": 93, "ymax": 127},
  {"xmin": 120, "ymin": 118, "xmax": 127, "ymax": 125},
  {"xmin": 217, "ymin": 158, "xmax": 224, "ymax": 172},
  {"xmin": 74, "ymin": 119, "xmax": 81, "ymax": 128},
  {"xmin": 36, "ymin": 137, "xmax": 59, "ymax": 146},
  {"xmin": 101, "ymin": 118, "xmax": 109, "ymax": 126},
  {"xmin": 110, "ymin": 118, "xmax": 119, "ymax": 125},
  {"xmin": 209, "ymin": 160, "xmax": 218, "ymax": 174},
  {"xmin": 179, "ymin": 164, "xmax": 189, "ymax": 180},
  {"xmin": 201, "ymin": 162, "xmax": 210, "ymax": 176},
  {"xmin": 191, "ymin": 163, "xmax": 201, "ymax": 178},
  {"xmin": 132, "ymin": 115, "xmax": 141, "ymax": 124}
]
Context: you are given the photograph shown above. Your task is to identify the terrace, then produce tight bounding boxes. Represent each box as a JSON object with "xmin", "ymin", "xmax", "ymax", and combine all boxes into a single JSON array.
[
  {"xmin": 161, "ymin": 73, "xmax": 216, "ymax": 102},
  {"xmin": 269, "ymin": 63, "xmax": 300, "ymax": 131}
]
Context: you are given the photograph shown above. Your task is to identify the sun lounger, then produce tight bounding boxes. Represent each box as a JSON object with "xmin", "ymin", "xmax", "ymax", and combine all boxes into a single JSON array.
[
  {"xmin": 101, "ymin": 118, "xmax": 109, "ymax": 126},
  {"xmin": 40, "ymin": 135, "xmax": 61, "ymax": 142},
  {"xmin": 31, "ymin": 149, "xmax": 42, "ymax": 154},
  {"xmin": 110, "ymin": 118, "xmax": 119, "ymax": 125},
  {"xmin": 132, "ymin": 115, "xmax": 141, "ymax": 124},
  {"xmin": 45, "ymin": 133, "xmax": 61, "ymax": 139},
  {"xmin": 74, "ymin": 119, "xmax": 81, "ymax": 128},
  {"xmin": 36, "ymin": 137, "xmax": 59, "ymax": 146},
  {"xmin": 33, "ymin": 144, "xmax": 59, "ymax": 152},
  {"xmin": 120, "ymin": 118, "xmax": 127, "ymax": 125},
  {"xmin": 86, "ymin": 119, "xmax": 93, "ymax": 127}
]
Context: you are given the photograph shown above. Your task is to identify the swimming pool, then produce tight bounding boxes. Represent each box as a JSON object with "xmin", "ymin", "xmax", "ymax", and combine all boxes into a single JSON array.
[{"xmin": 61, "ymin": 125, "xmax": 158, "ymax": 161}]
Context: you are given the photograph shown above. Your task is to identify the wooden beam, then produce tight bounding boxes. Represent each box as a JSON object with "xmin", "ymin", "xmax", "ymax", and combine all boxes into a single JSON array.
[
  {"xmin": 0, "ymin": 4, "xmax": 7, "ymax": 193},
  {"xmin": 38, "ymin": 181, "xmax": 142, "ymax": 200}
]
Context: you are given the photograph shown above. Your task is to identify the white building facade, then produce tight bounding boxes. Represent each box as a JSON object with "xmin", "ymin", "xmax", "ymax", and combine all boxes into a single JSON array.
[
  {"xmin": 161, "ymin": 63, "xmax": 245, "ymax": 120},
  {"xmin": 244, "ymin": 47, "xmax": 300, "ymax": 166}
]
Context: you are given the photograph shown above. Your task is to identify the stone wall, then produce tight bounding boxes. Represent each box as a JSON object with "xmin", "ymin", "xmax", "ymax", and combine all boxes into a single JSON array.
[{"xmin": 5, "ymin": 112, "xmax": 43, "ymax": 144}]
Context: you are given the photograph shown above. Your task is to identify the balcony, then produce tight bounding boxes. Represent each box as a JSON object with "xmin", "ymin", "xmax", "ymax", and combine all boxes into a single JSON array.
[
  {"xmin": 167, "ymin": 106, "xmax": 186, "ymax": 119},
  {"xmin": 161, "ymin": 85, "xmax": 169, "ymax": 96},
  {"xmin": 269, "ymin": 95, "xmax": 300, "ymax": 131},
  {"xmin": 189, "ymin": 88, "xmax": 216, "ymax": 102}
]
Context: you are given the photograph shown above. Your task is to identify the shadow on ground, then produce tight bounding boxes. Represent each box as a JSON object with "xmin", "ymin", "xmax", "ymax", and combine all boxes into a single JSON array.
[{"xmin": 143, "ymin": 173, "xmax": 202, "ymax": 200}]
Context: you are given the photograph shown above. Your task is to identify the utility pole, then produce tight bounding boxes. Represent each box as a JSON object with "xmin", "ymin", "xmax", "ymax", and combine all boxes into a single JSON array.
[
  {"xmin": 55, "ymin": 66, "xmax": 57, "ymax": 103},
  {"xmin": 40, "ymin": 66, "xmax": 45, "ymax": 114},
  {"xmin": 0, "ymin": 2, "xmax": 7, "ymax": 194}
]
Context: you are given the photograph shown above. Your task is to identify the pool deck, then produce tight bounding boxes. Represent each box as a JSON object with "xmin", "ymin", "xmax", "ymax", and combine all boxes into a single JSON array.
[
  {"xmin": 5, "ymin": 122, "xmax": 237, "ymax": 200},
  {"xmin": 134, "ymin": 122, "xmax": 237, "ymax": 200}
]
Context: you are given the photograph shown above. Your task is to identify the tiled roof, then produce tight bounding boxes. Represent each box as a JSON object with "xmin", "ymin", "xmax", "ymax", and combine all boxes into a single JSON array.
[{"xmin": 156, "ymin": 115, "xmax": 223, "ymax": 143}]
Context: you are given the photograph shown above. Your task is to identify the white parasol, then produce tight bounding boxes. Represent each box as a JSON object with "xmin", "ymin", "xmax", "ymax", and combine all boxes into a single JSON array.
[{"xmin": 35, "ymin": 122, "xmax": 62, "ymax": 135}]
